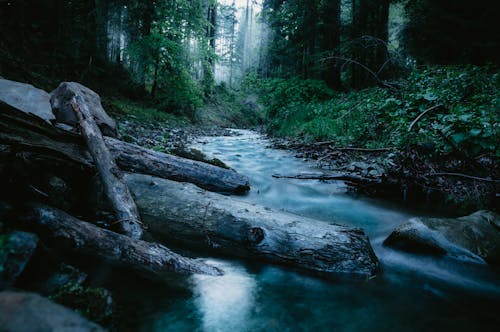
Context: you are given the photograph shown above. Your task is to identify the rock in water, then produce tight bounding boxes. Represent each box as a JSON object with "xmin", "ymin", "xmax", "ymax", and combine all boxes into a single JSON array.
[
  {"xmin": 125, "ymin": 173, "xmax": 380, "ymax": 278},
  {"xmin": 50, "ymin": 82, "xmax": 117, "ymax": 137},
  {"xmin": 0, "ymin": 79, "xmax": 55, "ymax": 123},
  {"xmin": 0, "ymin": 231, "xmax": 38, "ymax": 290},
  {"xmin": 0, "ymin": 291, "xmax": 105, "ymax": 331},
  {"xmin": 384, "ymin": 211, "xmax": 500, "ymax": 265}
]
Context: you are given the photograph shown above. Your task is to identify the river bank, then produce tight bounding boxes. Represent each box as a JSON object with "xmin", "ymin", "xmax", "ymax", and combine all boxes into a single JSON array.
[{"xmin": 111, "ymin": 106, "xmax": 498, "ymax": 216}]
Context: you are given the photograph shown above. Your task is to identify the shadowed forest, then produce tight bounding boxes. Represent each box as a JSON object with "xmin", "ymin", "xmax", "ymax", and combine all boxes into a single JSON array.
[{"xmin": 0, "ymin": 1, "xmax": 499, "ymax": 331}]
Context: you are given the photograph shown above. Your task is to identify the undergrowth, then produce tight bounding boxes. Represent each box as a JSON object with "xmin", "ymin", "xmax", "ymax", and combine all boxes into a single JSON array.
[
  {"xmin": 246, "ymin": 66, "xmax": 499, "ymax": 158},
  {"xmin": 103, "ymin": 97, "xmax": 190, "ymax": 126}
]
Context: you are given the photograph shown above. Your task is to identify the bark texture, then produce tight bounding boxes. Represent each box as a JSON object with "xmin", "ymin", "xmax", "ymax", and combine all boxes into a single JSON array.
[
  {"xmin": 21, "ymin": 203, "xmax": 223, "ymax": 278},
  {"xmin": 126, "ymin": 173, "xmax": 380, "ymax": 278},
  {"xmin": 71, "ymin": 95, "xmax": 143, "ymax": 239},
  {"xmin": 0, "ymin": 100, "xmax": 250, "ymax": 195}
]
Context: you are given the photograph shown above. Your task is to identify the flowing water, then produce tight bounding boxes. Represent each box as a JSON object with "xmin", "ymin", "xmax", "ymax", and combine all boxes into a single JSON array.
[{"xmin": 117, "ymin": 130, "xmax": 499, "ymax": 332}]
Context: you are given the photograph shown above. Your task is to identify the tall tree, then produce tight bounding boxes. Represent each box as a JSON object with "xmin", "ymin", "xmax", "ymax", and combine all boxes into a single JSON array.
[
  {"xmin": 318, "ymin": 0, "xmax": 342, "ymax": 89},
  {"xmin": 402, "ymin": 0, "xmax": 499, "ymax": 65},
  {"xmin": 350, "ymin": 0, "xmax": 390, "ymax": 89}
]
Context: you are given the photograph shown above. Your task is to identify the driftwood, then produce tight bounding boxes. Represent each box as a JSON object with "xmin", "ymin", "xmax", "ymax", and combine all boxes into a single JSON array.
[
  {"xmin": 21, "ymin": 203, "xmax": 223, "ymax": 278},
  {"xmin": 70, "ymin": 95, "xmax": 143, "ymax": 239},
  {"xmin": 0, "ymin": 101, "xmax": 250, "ymax": 194},
  {"xmin": 329, "ymin": 147, "xmax": 392, "ymax": 153},
  {"xmin": 313, "ymin": 141, "xmax": 392, "ymax": 153},
  {"xmin": 126, "ymin": 173, "xmax": 380, "ymax": 278},
  {"xmin": 272, "ymin": 173, "xmax": 381, "ymax": 185}
]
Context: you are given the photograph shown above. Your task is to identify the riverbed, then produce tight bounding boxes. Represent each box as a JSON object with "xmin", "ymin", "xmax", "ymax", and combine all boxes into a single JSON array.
[{"xmin": 116, "ymin": 129, "xmax": 499, "ymax": 332}]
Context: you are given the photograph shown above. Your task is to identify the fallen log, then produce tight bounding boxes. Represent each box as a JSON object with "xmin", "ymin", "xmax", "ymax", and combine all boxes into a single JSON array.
[
  {"xmin": 0, "ymin": 102, "xmax": 250, "ymax": 194},
  {"xmin": 70, "ymin": 95, "xmax": 142, "ymax": 239},
  {"xmin": 20, "ymin": 203, "xmax": 223, "ymax": 278},
  {"xmin": 272, "ymin": 173, "xmax": 381, "ymax": 185},
  {"xmin": 125, "ymin": 173, "xmax": 380, "ymax": 278},
  {"xmin": 106, "ymin": 137, "xmax": 250, "ymax": 194}
]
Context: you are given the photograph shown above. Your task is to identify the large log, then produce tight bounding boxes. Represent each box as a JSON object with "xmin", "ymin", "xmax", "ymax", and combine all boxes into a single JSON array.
[
  {"xmin": 70, "ymin": 95, "xmax": 142, "ymax": 239},
  {"xmin": 125, "ymin": 173, "xmax": 380, "ymax": 278},
  {"xmin": 106, "ymin": 137, "xmax": 250, "ymax": 194},
  {"xmin": 21, "ymin": 203, "xmax": 223, "ymax": 278},
  {"xmin": 0, "ymin": 101, "xmax": 250, "ymax": 194}
]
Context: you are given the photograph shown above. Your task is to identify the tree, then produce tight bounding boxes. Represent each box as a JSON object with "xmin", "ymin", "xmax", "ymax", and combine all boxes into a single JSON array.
[
  {"xmin": 350, "ymin": 0, "xmax": 390, "ymax": 89},
  {"xmin": 402, "ymin": 0, "xmax": 499, "ymax": 65}
]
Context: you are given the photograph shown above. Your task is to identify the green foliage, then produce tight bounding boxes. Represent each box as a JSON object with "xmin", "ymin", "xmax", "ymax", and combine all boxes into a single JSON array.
[
  {"xmin": 157, "ymin": 69, "xmax": 204, "ymax": 120},
  {"xmin": 253, "ymin": 66, "xmax": 499, "ymax": 156},
  {"xmin": 103, "ymin": 97, "xmax": 190, "ymax": 125},
  {"xmin": 245, "ymin": 76, "xmax": 334, "ymax": 119}
]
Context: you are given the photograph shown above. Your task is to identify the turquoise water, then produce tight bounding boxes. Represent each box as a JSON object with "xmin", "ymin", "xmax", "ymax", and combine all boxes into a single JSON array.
[{"xmin": 116, "ymin": 130, "xmax": 500, "ymax": 332}]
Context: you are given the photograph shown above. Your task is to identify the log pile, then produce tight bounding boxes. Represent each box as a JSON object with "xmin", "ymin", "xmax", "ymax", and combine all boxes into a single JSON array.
[{"xmin": 0, "ymin": 78, "xmax": 380, "ymax": 280}]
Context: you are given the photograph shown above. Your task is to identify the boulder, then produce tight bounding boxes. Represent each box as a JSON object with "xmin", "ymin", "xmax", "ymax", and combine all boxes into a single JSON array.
[
  {"xmin": 384, "ymin": 211, "xmax": 500, "ymax": 265},
  {"xmin": 0, "ymin": 291, "xmax": 105, "ymax": 331},
  {"xmin": 0, "ymin": 79, "xmax": 55, "ymax": 123},
  {"xmin": 50, "ymin": 82, "xmax": 117, "ymax": 137},
  {"xmin": 0, "ymin": 231, "xmax": 38, "ymax": 289}
]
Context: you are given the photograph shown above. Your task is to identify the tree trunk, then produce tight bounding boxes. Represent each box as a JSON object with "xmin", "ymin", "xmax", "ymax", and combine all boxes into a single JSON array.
[
  {"xmin": 70, "ymin": 95, "xmax": 143, "ymax": 239},
  {"xmin": 126, "ymin": 173, "xmax": 380, "ymax": 278},
  {"xmin": 351, "ymin": 0, "xmax": 390, "ymax": 89},
  {"xmin": 20, "ymin": 203, "xmax": 223, "ymax": 278},
  {"xmin": 319, "ymin": 0, "xmax": 341, "ymax": 89}
]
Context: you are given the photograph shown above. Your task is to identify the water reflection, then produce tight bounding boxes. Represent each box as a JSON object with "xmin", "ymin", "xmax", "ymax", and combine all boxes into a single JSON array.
[{"xmin": 191, "ymin": 260, "xmax": 257, "ymax": 332}]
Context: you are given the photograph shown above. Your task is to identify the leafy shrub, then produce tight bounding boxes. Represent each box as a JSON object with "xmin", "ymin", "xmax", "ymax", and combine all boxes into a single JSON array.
[{"xmin": 251, "ymin": 66, "xmax": 499, "ymax": 157}]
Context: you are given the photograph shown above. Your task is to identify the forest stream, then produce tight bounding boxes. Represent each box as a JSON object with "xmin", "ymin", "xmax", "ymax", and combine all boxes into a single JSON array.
[{"xmin": 110, "ymin": 129, "xmax": 499, "ymax": 332}]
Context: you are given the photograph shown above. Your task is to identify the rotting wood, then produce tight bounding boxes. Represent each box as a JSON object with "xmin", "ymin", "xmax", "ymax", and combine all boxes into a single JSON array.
[{"xmin": 71, "ymin": 95, "xmax": 143, "ymax": 239}]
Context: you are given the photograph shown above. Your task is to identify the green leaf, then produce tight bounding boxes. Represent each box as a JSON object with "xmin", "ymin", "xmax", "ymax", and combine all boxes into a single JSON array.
[
  {"xmin": 451, "ymin": 133, "xmax": 466, "ymax": 144},
  {"xmin": 469, "ymin": 128, "xmax": 482, "ymax": 137},
  {"xmin": 423, "ymin": 92, "xmax": 438, "ymax": 101},
  {"xmin": 458, "ymin": 114, "xmax": 472, "ymax": 122}
]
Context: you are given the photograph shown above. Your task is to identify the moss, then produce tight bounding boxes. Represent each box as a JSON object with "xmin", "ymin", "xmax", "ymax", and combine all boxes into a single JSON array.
[{"xmin": 50, "ymin": 283, "xmax": 114, "ymax": 326}]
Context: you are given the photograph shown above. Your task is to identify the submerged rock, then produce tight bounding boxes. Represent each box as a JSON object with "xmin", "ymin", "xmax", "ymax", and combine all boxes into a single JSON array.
[
  {"xmin": 50, "ymin": 82, "xmax": 117, "ymax": 137},
  {"xmin": 384, "ymin": 211, "xmax": 500, "ymax": 265},
  {"xmin": 0, "ymin": 231, "xmax": 38, "ymax": 289},
  {"xmin": 0, "ymin": 291, "xmax": 105, "ymax": 331},
  {"xmin": 0, "ymin": 78, "xmax": 55, "ymax": 123}
]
